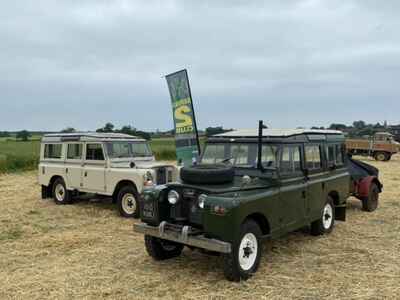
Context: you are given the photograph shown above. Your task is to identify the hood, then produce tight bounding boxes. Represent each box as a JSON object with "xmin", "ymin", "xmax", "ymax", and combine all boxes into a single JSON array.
[
  {"xmin": 134, "ymin": 160, "xmax": 176, "ymax": 169},
  {"xmin": 166, "ymin": 175, "xmax": 278, "ymax": 194},
  {"xmin": 109, "ymin": 157, "xmax": 172, "ymax": 169}
]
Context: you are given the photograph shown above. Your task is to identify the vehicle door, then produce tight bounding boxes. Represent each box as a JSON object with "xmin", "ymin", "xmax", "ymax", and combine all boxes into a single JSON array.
[
  {"xmin": 82, "ymin": 143, "xmax": 106, "ymax": 192},
  {"xmin": 65, "ymin": 143, "xmax": 83, "ymax": 189},
  {"xmin": 278, "ymin": 145, "xmax": 307, "ymax": 231},
  {"xmin": 304, "ymin": 144, "xmax": 325, "ymax": 220}
]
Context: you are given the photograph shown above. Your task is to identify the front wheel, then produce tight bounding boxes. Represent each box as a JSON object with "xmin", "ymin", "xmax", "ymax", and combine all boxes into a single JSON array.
[
  {"xmin": 362, "ymin": 182, "xmax": 379, "ymax": 212},
  {"xmin": 310, "ymin": 198, "xmax": 335, "ymax": 236},
  {"xmin": 223, "ymin": 220, "xmax": 262, "ymax": 282},
  {"xmin": 117, "ymin": 185, "xmax": 140, "ymax": 218},
  {"xmin": 144, "ymin": 235, "xmax": 184, "ymax": 260}
]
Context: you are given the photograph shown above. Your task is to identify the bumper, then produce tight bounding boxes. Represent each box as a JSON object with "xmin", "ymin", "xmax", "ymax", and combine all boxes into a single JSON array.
[{"xmin": 134, "ymin": 222, "xmax": 231, "ymax": 254}]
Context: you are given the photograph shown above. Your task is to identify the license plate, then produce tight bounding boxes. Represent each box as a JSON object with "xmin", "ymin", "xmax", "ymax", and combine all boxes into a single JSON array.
[{"xmin": 143, "ymin": 202, "xmax": 154, "ymax": 218}]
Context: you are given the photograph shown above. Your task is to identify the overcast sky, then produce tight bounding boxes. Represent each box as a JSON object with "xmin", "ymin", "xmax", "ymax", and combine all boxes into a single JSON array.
[{"xmin": 1, "ymin": 0, "xmax": 399, "ymax": 131}]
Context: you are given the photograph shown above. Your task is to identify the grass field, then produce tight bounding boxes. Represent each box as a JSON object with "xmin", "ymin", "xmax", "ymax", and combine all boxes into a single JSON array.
[
  {"xmin": 0, "ymin": 156, "xmax": 399, "ymax": 299},
  {"xmin": 0, "ymin": 138, "xmax": 178, "ymax": 173}
]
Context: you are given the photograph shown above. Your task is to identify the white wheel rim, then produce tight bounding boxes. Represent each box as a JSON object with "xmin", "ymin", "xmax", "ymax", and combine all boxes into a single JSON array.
[
  {"xmin": 121, "ymin": 193, "xmax": 137, "ymax": 214},
  {"xmin": 322, "ymin": 203, "xmax": 333, "ymax": 229},
  {"xmin": 238, "ymin": 233, "xmax": 258, "ymax": 271},
  {"xmin": 55, "ymin": 184, "xmax": 65, "ymax": 202}
]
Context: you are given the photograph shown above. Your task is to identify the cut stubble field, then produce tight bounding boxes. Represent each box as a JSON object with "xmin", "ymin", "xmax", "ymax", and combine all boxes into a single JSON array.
[{"xmin": 0, "ymin": 157, "xmax": 399, "ymax": 299}]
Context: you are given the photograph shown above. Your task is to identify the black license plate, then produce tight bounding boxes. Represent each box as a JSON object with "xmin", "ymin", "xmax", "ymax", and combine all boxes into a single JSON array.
[{"xmin": 143, "ymin": 202, "xmax": 154, "ymax": 218}]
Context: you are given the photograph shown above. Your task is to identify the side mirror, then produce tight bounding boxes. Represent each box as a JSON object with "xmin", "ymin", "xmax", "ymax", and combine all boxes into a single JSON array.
[
  {"xmin": 303, "ymin": 168, "xmax": 309, "ymax": 178},
  {"xmin": 329, "ymin": 164, "xmax": 337, "ymax": 171}
]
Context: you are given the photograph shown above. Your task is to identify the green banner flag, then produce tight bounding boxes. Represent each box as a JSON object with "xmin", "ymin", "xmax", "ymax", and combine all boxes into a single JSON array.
[{"xmin": 165, "ymin": 69, "xmax": 200, "ymax": 166}]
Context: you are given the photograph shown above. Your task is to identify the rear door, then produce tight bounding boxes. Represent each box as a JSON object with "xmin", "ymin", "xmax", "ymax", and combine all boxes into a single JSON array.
[
  {"xmin": 279, "ymin": 145, "xmax": 307, "ymax": 231},
  {"xmin": 65, "ymin": 143, "xmax": 83, "ymax": 189},
  {"xmin": 304, "ymin": 144, "xmax": 325, "ymax": 220},
  {"xmin": 82, "ymin": 143, "xmax": 106, "ymax": 192}
]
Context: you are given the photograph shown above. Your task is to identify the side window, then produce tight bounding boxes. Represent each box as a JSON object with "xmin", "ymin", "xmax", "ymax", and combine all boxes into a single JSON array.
[
  {"xmin": 335, "ymin": 144, "xmax": 344, "ymax": 166},
  {"xmin": 305, "ymin": 145, "xmax": 321, "ymax": 170},
  {"xmin": 86, "ymin": 144, "xmax": 104, "ymax": 161},
  {"xmin": 280, "ymin": 146, "xmax": 291, "ymax": 173},
  {"xmin": 44, "ymin": 144, "xmax": 62, "ymax": 159},
  {"xmin": 292, "ymin": 146, "xmax": 301, "ymax": 172},
  {"xmin": 261, "ymin": 145, "xmax": 278, "ymax": 168},
  {"xmin": 67, "ymin": 144, "xmax": 82, "ymax": 160},
  {"xmin": 326, "ymin": 144, "xmax": 335, "ymax": 166},
  {"xmin": 326, "ymin": 144, "xmax": 344, "ymax": 167},
  {"xmin": 280, "ymin": 146, "xmax": 302, "ymax": 174}
]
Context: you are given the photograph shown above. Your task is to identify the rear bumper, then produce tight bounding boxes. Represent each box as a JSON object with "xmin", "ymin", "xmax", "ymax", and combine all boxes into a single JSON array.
[{"xmin": 134, "ymin": 222, "xmax": 231, "ymax": 253}]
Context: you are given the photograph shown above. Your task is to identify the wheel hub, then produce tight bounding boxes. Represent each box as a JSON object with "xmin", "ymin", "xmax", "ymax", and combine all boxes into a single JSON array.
[
  {"xmin": 122, "ymin": 193, "xmax": 136, "ymax": 214},
  {"xmin": 322, "ymin": 203, "xmax": 333, "ymax": 229},
  {"xmin": 238, "ymin": 233, "xmax": 258, "ymax": 271}
]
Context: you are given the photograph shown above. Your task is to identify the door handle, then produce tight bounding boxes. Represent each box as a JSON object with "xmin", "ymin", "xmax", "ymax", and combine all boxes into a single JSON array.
[
  {"xmin": 84, "ymin": 171, "xmax": 88, "ymax": 177},
  {"xmin": 322, "ymin": 182, "xmax": 325, "ymax": 190},
  {"xmin": 302, "ymin": 191, "xmax": 306, "ymax": 198},
  {"xmin": 65, "ymin": 168, "xmax": 68, "ymax": 174}
]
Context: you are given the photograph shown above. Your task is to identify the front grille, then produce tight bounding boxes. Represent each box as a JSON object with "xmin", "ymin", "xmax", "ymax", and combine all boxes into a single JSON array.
[
  {"xmin": 170, "ymin": 189, "xmax": 202, "ymax": 226},
  {"xmin": 156, "ymin": 167, "xmax": 167, "ymax": 184}
]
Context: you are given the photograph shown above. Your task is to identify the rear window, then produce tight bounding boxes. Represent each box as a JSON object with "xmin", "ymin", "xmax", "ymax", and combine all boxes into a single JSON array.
[{"xmin": 44, "ymin": 144, "xmax": 62, "ymax": 159}]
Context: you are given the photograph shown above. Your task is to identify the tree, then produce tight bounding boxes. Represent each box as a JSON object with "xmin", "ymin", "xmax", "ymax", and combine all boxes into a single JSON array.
[
  {"xmin": 96, "ymin": 123, "xmax": 115, "ymax": 133},
  {"xmin": 0, "ymin": 131, "xmax": 10, "ymax": 137},
  {"xmin": 328, "ymin": 123, "xmax": 347, "ymax": 130},
  {"xmin": 353, "ymin": 120, "xmax": 366, "ymax": 130},
  {"xmin": 61, "ymin": 127, "xmax": 76, "ymax": 133},
  {"xmin": 205, "ymin": 126, "xmax": 232, "ymax": 137},
  {"xmin": 16, "ymin": 130, "xmax": 31, "ymax": 141}
]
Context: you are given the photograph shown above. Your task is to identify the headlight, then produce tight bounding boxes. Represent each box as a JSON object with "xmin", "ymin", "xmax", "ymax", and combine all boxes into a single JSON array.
[
  {"xmin": 168, "ymin": 190, "xmax": 180, "ymax": 205},
  {"xmin": 145, "ymin": 171, "xmax": 153, "ymax": 181},
  {"xmin": 198, "ymin": 194, "xmax": 207, "ymax": 209}
]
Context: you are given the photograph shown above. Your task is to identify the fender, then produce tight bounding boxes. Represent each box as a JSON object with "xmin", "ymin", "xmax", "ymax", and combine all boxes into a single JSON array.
[{"xmin": 356, "ymin": 176, "xmax": 381, "ymax": 198}]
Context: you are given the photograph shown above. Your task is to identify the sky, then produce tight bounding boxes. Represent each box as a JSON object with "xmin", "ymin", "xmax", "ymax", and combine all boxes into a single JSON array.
[{"xmin": 1, "ymin": 0, "xmax": 399, "ymax": 131}]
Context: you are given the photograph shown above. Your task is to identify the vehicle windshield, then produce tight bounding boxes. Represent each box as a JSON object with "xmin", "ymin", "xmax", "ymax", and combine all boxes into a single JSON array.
[
  {"xmin": 106, "ymin": 141, "xmax": 153, "ymax": 159},
  {"xmin": 201, "ymin": 143, "xmax": 278, "ymax": 168}
]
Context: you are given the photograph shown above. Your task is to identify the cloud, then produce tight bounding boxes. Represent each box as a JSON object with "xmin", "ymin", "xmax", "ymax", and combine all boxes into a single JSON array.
[{"xmin": 1, "ymin": 0, "xmax": 399, "ymax": 131}]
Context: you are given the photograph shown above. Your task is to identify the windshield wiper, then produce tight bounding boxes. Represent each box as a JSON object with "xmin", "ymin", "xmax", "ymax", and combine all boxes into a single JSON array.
[{"xmin": 221, "ymin": 156, "xmax": 234, "ymax": 163}]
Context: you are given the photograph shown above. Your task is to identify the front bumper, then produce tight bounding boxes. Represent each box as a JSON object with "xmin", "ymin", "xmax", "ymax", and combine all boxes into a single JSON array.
[{"xmin": 134, "ymin": 222, "xmax": 231, "ymax": 254}]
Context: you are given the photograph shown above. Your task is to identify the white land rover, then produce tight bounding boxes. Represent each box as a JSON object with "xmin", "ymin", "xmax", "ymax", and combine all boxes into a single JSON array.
[{"xmin": 38, "ymin": 132, "xmax": 178, "ymax": 218}]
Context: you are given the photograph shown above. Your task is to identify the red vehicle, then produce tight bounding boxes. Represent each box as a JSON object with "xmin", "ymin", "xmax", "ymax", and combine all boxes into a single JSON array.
[{"xmin": 347, "ymin": 156, "xmax": 383, "ymax": 211}]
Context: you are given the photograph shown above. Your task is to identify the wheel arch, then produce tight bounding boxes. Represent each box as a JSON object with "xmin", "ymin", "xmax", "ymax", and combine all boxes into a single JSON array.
[
  {"xmin": 328, "ymin": 190, "xmax": 340, "ymax": 206},
  {"xmin": 112, "ymin": 180, "xmax": 138, "ymax": 201},
  {"xmin": 243, "ymin": 212, "xmax": 271, "ymax": 236}
]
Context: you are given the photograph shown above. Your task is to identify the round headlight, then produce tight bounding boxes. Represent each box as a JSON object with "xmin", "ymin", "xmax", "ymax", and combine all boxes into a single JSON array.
[
  {"xmin": 198, "ymin": 194, "xmax": 207, "ymax": 209},
  {"xmin": 168, "ymin": 190, "xmax": 180, "ymax": 205}
]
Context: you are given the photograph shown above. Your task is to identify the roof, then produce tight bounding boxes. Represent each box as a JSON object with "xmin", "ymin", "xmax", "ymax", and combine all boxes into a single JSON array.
[
  {"xmin": 41, "ymin": 132, "xmax": 146, "ymax": 142},
  {"xmin": 214, "ymin": 128, "xmax": 343, "ymax": 138}
]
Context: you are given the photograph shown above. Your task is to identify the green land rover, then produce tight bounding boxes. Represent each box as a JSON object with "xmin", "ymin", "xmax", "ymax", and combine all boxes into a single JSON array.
[{"xmin": 134, "ymin": 122, "xmax": 350, "ymax": 281}]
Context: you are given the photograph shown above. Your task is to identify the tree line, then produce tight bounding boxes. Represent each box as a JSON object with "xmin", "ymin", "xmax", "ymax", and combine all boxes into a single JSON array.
[{"xmin": 0, "ymin": 120, "xmax": 395, "ymax": 142}]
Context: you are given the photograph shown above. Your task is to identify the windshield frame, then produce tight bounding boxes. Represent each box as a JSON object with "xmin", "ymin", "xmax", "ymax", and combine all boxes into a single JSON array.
[{"xmin": 105, "ymin": 141, "xmax": 153, "ymax": 159}]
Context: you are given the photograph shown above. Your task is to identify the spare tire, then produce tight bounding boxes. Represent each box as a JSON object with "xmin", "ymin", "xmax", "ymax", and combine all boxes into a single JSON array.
[{"xmin": 180, "ymin": 164, "xmax": 234, "ymax": 185}]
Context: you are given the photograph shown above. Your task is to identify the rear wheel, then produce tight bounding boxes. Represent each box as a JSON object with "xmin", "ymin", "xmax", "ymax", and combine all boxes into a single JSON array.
[
  {"xmin": 223, "ymin": 220, "xmax": 262, "ymax": 282},
  {"xmin": 52, "ymin": 178, "xmax": 72, "ymax": 205},
  {"xmin": 144, "ymin": 235, "xmax": 184, "ymax": 260},
  {"xmin": 117, "ymin": 185, "xmax": 140, "ymax": 218},
  {"xmin": 374, "ymin": 152, "xmax": 389, "ymax": 161},
  {"xmin": 310, "ymin": 197, "xmax": 335, "ymax": 236},
  {"xmin": 362, "ymin": 182, "xmax": 379, "ymax": 212}
]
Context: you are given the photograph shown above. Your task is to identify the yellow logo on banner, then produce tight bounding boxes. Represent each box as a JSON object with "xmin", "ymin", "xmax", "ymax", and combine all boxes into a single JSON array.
[{"xmin": 174, "ymin": 97, "xmax": 194, "ymax": 134}]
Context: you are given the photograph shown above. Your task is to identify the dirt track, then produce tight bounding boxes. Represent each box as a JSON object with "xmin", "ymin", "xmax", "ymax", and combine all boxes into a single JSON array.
[{"xmin": 0, "ymin": 157, "xmax": 399, "ymax": 299}]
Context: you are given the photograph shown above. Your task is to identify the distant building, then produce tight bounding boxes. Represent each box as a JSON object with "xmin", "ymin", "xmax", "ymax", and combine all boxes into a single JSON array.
[{"xmin": 389, "ymin": 125, "xmax": 400, "ymax": 142}]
